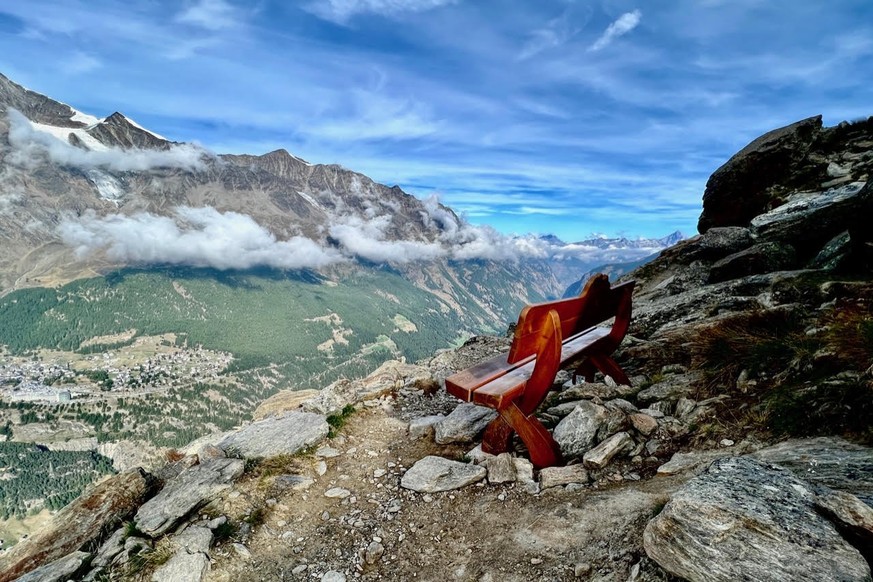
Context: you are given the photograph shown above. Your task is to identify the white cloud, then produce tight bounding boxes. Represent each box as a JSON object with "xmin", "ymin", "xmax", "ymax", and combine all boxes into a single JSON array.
[
  {"xmin": 309, "ymin": 0, "xmax": 458, "ymax": 24},
  {"xmin": 60, "ymin": 207, "xmax": 343, "ymax": 270},
  {"xmin": 6, "ymin": 109, "xmax": 211, "ymax": 172},
  {"xmin": 67, "ymin": 51, "xmax": 102, "ymax": 74},
  {"xmin": 589, "ymin": 10, "xmax": 642, "ymax": 52},
  {"xmin": 176, "ymin": 0, "xmax": 238, "ymax": 30},
  {"xmin": 329, "ymin": 214, "xmax": 444, "ymax": 263}
]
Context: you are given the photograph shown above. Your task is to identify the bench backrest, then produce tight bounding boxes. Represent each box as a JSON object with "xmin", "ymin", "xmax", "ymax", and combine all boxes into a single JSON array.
[{"xmin": 507, "ymin": 274, "xmax": 635, "ymax": 365}]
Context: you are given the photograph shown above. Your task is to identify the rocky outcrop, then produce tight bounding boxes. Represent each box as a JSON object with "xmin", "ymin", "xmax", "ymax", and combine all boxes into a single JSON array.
[
  {"xmin": 135, "ymin": 458, "xmax": 244, "ymax": 537},
  {"xmin": 434, "ymin": 403, "xmax": 496, "ymax": 444},
  {"xmin": 698, "ymin": 115, "xmax": 824, "ymax": 232},
  {"xmin": 644, "ymin": 457, "xmax": 871, "ymax": 582},
  {"xmin": 12, "ymin": 551, "xmax": 91, "ymax": 582},
  {"xmin": 253, "ymin": 389, "xmax": 320, "ymax": 419},
  {"xmin": 0, "ymin": 469, "xmax": 155, "ymax": 582}
]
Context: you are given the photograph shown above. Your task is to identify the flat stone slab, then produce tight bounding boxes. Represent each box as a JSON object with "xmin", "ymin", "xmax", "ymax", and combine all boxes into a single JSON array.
[
  {"xmin": 584, "ymin": 431, "xmax": 633, "ymax": 469},
  {"xmin": 151, "ymin": 549, "xmax": 210, "ymax": 582},
  {"xmin": 218, "ymin": 411, "xmax": 329, "ymax": 459},
  {"xmin": 644, "ymin": 457, "xmax": 871, "ymax": 582},
  {"xmin": 540, "ymin": 464, "xmax": 590, "ymax": 489},
  {"xmin": 400, "ymin": 455, "xmax": 486, "ymax": 492},
  {"xmin": 135, "ymin": 458, "xmax": 244, "ymax": 537}
]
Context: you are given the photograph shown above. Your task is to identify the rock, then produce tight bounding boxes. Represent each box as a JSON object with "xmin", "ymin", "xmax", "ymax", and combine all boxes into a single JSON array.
[
  {"xmin": 325, "ymin": 488, "xmax": 351, "ymax": 498},
  {"xmin": 400, "ymin": 456, "xmax": 486, "ymax": 492},
  {"xmin": 206, "ymin": 516, "xmax": 227, "ymax": 530},
  {"xmin": 466, "ymin": 444, "xmax": 494, "ymax": 464},
  {"xmin": 513, "ymin": 457, "xmax": 538, "ymax": 493},
  {"xmin": 604, "ymin": 398, "xmax": 638, "ymax": 414},
  {"xmin": 253, "ymin": 388, "xmax": 320, "ymax": 419},
  {"xmin": 483, "ymin": 453, "xmax": 517, "ymax": 484},
  {"xmin": 629, "ymin": 413, "xmax": 658, "ymax": 437},
  {"xmin": 364, "ymin": 541, "xmax": 384, "ymax": 564},
  {"xmin": 408, "ymin": 414, "xmax": 444, "ymax": 440},
  {"xmin": 274, "ymin": 474, "xmax": 315, "ymax": 491},
  {"xmin": 698, "ymin": 115, "xmax": 823, "ymax": 232},
  {"xmin": 434, "ymin": 404, "xmax": 497, "ymax": 445},
  {"xmin": 638, "ymin": 408, "xmax": 664, "ymax": 419},
  {"xmin": 196, "ymin": 445, "xmax": 226, "ymax": 462},
  {"xmin": 644, "ymin": 457, "xmax": 871, "ymax": 581},
  {"xmin": 814, "ymin": 489, "xmax": 873, "ymax": 556},
  {"xmin": 635, "ymin": 374, "xmax": 697, "ymax": 405},
  {"xmin": 217, "ymin": 411, "xmax": 329, "ymax": 458},
  {"xmin": 321, "ymin": 572, "xmax": 347, "ymax": 582},
  {"xmin": 315, "ymin": 446, "xmax": 341, "ymax": 458},
  {"xmin": 750, "ymin": 181, "xmax": 871, "ymax": 258},
  {"xmin": 647, "ymin": 401, "xmax": 672, "ymax": 416},
  {"xmin": 151, "ymin": 550, "xmax": 210, "ymax": 582},
  {"xmin": 810, "ymin": 230, "xmax": 852, "ymax": 269},
  {"xmin": 553, "ymin": 401, "xmax": 609, "ymax": 457},
  {"xmin": 708, "ymin": 242, "xmax": 797, "ymax": 283},
  {"xmin": 233, "ymin": 543, "xmax": 252, "ymax": 559},
  {"xmin": 135, "ymin": 458, "xmax": 244, "ymax": 538},
  {"xmin": 172, "ymin": 526, "xmax": 213, "ymax": 553},
  {"xmin": 751, "ymin": 437, "xmax": 873, "ymax": 505},
  {"xmin": 720, "ymin": 439, "xmax": 734, "ymax": 447},
  {"xmin": 92, "ymin": 528, "xmax": 126, "ymax": 568},
  {"xmin": 539, "ymin": 464, "xmax": 590, "ymax": 489},
  {"xmin": 546, "ymin": 401, "xmax": 583, "ymax": 417},
  {"xmin": 598, "ymin": 407, "xmax": 630, "ymax": 440},
  {"xmin": 12, "ymin": 552, "xmax": 91, "ymax": 582},
  {"xmin": 0, "ymin": 469, "xmax": 155, "ymax": 582},
  {"xmin": 656, "ymin": 451, "xmax": 727, "ymax": 476},
  {"xmin": 696, "ymin": 227, "xmax": 755, "ymax": 260},
  {"xmin": 302, "ymin": 378, "xmax": 358, "ymax": 416},
  {"xmin": 674, "ymin": 398, "xmax": 696, "ymax": 419},
  {"xmin": 583, "ymin": 432, "xmax": 634, "ymax": 469},
  {"xmin": 558, "ymin": 382, "xmax": 639, "ymax": 402}
]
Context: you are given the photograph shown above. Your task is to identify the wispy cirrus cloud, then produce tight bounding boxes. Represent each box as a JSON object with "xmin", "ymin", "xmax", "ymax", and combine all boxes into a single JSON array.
[
  {"xmin": 176, "ymin": 0, "xmax": 239, "ymax": 30},
  {"xmin": 308, "ymin": 0, "xmax": 458, "ymax": 24},
  {"xmin": 588, "ymin": 9, "xmax": 641, "ymax": 52}
]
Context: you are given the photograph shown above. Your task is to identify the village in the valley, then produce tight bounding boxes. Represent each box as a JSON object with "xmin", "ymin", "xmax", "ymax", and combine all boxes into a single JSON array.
[{"xmin": 0, "ymin": 333, "xmax": 233, "ymax": 409}]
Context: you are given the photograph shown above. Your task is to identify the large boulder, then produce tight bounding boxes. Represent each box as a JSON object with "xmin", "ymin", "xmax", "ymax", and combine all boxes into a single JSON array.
[
  {"xmin": 12, "ymin": 552, "xmax": 91, "ymax": 582},
  {"xmin": 253, "ymin": 389, "xmax": 320, "ymax": 419},
  {"xmin": 0, "ymin": 469, "xmax": 155, "ymax": 582},
  {"xmin": 217, "ymin": 411, "xmax": 329, "ymax": 458},
  {"xmin": 698, "ymin": 115, "xmax": 824, "ymax": 232},
  {"xmin": 644, "ymin": 457, "xmax": 871, "ymax": 581},
  {"xmin": 751, "ymin": 436, "xmax": 873, "ymax": 505}
]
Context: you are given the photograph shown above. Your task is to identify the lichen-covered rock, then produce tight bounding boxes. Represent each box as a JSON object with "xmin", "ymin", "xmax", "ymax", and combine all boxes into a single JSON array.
[
  {"xmin": 408, "ymin": 414, "xmax": 444, "ymax": 440},
  {"xmin": 217, "ymin": 411, "xmax": 328, "ymax": 459},
  {"xmin": 400, "ymin": 456, "xmax": 486, "ymax": 492},
  {"xmin": 636, "ymin": 374, "xmax": 698, "ymax": 406},
  {"xmin": 553, "ymin": 401, "xmax": 609, "ymax": 458},
  {"xmin": 434, "ymin": 403, "xmax": 496, "ymax": 445},
  {"xmin": 539, "ymin": 464, "xmax": 590, "ymax": 489},
  {"xmin": 135, "ymin": 457, "xmax": 244, "ymax": 537},
  {"xmin": 0, "ymin": 469, "xmax": 155, "ymax": 582},
  {"xmin": 644, "ymin": 457, "xmax": 871, "ymax": 582}
]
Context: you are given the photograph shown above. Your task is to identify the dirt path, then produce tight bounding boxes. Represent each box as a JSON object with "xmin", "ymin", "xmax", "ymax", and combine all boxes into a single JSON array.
[{"xmin": 204, "ymin": 405, "xmax": 686, "ymax": 582}]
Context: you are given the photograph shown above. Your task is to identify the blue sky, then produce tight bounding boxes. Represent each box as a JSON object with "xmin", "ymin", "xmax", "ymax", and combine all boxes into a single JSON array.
[{"xmin": 1, "ymin": 0, "xmax": 872, "ymax": 241}]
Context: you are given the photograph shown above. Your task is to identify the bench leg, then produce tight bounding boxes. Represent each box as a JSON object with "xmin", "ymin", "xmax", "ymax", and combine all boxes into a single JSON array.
[
  {"xmin": 481, "ymin": 417, "xmax": 514, "ymax": 455},
  {"xmin": 588, "ymin": 353, "xmax": 631, "ymax": 386},
  {"xmin": 498, "ymin": 403, "xmax": 563, "ymax": 469},
  {"xmin": 573, "ymin": 359, "xmax": 597, "ymax": 383}
]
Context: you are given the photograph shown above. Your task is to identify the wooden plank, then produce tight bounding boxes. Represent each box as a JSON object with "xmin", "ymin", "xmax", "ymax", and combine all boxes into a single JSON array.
[
  {"xmin": 444, "ymin": 351, "xmax": 533, "ymax": 401},
  {"xmin": 471, "ymin": 326, "xmax": 611, "ymax": 408}
]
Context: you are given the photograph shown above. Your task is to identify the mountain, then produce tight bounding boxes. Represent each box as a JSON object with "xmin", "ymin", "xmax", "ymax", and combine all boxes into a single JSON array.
[{"xmin": 561, "ymin": 253, "xmax": 657, "ymax": 297}]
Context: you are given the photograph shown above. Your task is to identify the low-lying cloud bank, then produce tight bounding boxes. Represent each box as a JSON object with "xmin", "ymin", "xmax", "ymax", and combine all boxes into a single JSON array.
[
  {"xmin": 60, "ymin": 207, "xmax": 342, "ymax": 270},
  {"xmin": 6, "ymin": 109, "xmax": 210, "ymax": 172},
  {"xmin": 59, "ymin": 203, "xmax": 668, "ymax": 271}
]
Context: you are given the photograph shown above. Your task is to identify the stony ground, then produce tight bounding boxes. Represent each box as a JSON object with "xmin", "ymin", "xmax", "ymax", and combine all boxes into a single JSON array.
[{"xmin": 202, "ymin": 399, "xmax": 685, "ymax": 582}]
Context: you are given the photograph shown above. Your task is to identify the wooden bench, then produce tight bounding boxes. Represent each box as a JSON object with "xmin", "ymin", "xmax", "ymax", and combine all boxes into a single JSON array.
[{"xmin": 445, "ymin": 274, "xmax": 635, "ymax": 468}]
